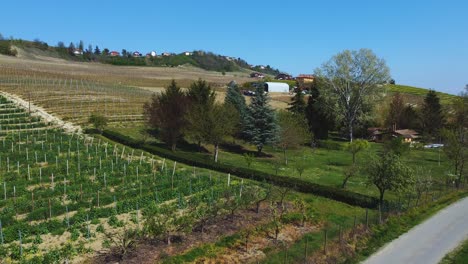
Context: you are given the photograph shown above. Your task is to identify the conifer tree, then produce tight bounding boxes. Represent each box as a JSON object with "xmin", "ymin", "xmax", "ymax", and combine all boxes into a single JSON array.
[
  {"xmin": 421, "ymin": 90, "xmax": 444, "ymax": 138},
  {"xmin": 305, "ymin": 83, "xmax": 332, "ymax": 140},
  {"xmin": 287, "ymin": 84, "xmax": 306, "ymax": 114},
  {"xmin": 225, "ymin": 81, "xmax": 247, "ymax": 136},
  {"xmin": 244, "ymin": 85, "xmax": 279, "ymax": 154}
]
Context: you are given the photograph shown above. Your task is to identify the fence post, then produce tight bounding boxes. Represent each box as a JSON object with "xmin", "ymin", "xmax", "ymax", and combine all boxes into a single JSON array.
[{"xmin": 365, "ymin": 209, "xmax": 369, "ymax": 228}]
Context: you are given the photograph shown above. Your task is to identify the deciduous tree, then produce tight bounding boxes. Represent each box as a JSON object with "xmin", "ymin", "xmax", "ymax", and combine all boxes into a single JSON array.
[
  {"xmin": 420, "ymin": 90, "xmax": 445, "ymax": 139},
  {"xmin": 277, "ymin": 111, "xmax": 309, "ymax": 164},
  {"xmin": 365, "ymin": 153, "xmax": 414, "ymax": 207},
  {"xmin": 315, "ymin": 49, "xmax": 390, "ymax": 141}
]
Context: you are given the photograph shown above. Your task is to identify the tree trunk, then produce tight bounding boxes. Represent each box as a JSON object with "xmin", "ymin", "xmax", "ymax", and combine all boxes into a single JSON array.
[
  {"xmin": 283, "ymin": 148, "xmax": 288, "ymax": 165},
  {"xmin": 214, "ymin": 144, "xmax": 219, "ymax": 163},
  {"xmin": 257, "ymin": 146, "xmax": 263, "ymax": 156},
  {"xmin": 171, "ymin": 143, "xmax": 176, "ymax": 152},
  {"xmin": 352, "ymin": 153, "xmax": 356, "ymax": 165},
  {"xmin": 342, "ymin": 176, "xmax": 350, "ymax": 189},
  {"xmin": 256, "ymin": 201, "xmax": 261, "ymax": 214},
  {"xmin": 379, "ymin": 190, "xmax": 385, "ymax": 209},
  {"xmin": 167, "ymin": 233, "xmax": 171, "ymax": 245},
  {"xmin": 349, "ymin": 121, "xmax": 354, "ymax": 142}
]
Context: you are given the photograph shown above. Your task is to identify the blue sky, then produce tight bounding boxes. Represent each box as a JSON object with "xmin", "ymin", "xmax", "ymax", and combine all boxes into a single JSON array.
[{"xmin": 2, "ymin": 0, "xmax": 467, "ymax": 94}]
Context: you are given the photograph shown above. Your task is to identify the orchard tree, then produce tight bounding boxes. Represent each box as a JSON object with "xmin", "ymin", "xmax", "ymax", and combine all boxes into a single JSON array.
[
  {"xmin": 244, "ymin": 85, "xmax": 279, "ymax": 154},
  {"xmin": 277, "ymin": 110, "xmax": 310, "ymax": 164},
  {"xmin": 143, "ymin": 80, "xmax": 188, "ymax": 151},
  {"xmin": 420, "ymin": 90, "xmax": 445, "ymax": 139},
  {"xmin": 346, "ymin": 139, "xmax": 370, "ymax": 165},
  {"xmin": 315, "ymin": 49, "xmax": 390, "ymax": 141},
  {"xmin": 88, "ymin": 114, "xmax": 108, "ymax": 132},
  {"xmin": 365, "ymin": 153, "xmax": 414, "ymax": 208}
]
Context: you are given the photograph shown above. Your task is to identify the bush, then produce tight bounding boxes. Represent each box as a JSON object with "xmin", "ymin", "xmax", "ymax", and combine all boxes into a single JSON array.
[
  {"xmin": 0, "ymin": 41, "xmax": 17, "ymax": 56},
  {"xmin": 101, "ymin": 129, "xmax": 382, "ymax": 209}
]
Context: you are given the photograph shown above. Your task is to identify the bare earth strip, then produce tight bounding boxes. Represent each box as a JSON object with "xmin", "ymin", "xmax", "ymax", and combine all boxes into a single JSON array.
[{"xmin": 363, "ymin": 197, "xmax": 468, "ymax": 264}]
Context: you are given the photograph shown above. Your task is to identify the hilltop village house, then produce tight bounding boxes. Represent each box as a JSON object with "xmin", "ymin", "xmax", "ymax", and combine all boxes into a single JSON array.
[{"xmin": 296, "ymin": 74, "xmax": 315, "ymax": 88}]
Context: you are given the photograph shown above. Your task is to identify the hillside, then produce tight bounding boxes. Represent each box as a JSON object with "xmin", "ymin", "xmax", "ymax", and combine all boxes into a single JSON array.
[
  {"xmin": 386, "ymin": 84, "xmax": 456, "ymax": 105},
  {"xmin": 0, "ymin": 38, "xmax": 282, "ymax": 75}
]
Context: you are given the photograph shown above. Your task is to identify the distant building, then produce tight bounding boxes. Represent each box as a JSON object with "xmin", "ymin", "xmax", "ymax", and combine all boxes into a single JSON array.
[
  {"xmin": 72, "ymin": 49, "xmax": 83, "ymax": 56},
  {"xmin": 296, "ymin": 74, "xmax": 314, "ymax": 88},
  {"xmin": 275, "ymin": 73, "xmax": 293, "ymax": 80},
  {"xmin": 183, "ymin": 51, "xmax": 193, "ymax": 56},
  {"xmin": 393, "ymin": 129, "xmax": 419, "ymax": 143},
  {"xmin": 250, "ymin": 72, "xmax": 264, "ymax": 78},
  {"xmin": 150, "ymin": 51, "xmax": 157, "ymax": 57},
  {"xmin": 264, "ymin": 82, "xmax": 290, "ymax": 93},
  {"xmin": 162, "ymin": 52, "xmax": 171, "ymax": 56},
  {"xmin": 132, "ymin": 51, "xmax": 142, "ymax": 57},
  {"xmin": 110, "ymin": 51, "xmax": 120, "ymax": 57}
]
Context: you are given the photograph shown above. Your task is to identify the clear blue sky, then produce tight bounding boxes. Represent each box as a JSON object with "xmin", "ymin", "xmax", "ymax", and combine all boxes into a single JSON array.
[{"xmin": 2, "ymin": 0, "xmax": 467, "ymax": 94}]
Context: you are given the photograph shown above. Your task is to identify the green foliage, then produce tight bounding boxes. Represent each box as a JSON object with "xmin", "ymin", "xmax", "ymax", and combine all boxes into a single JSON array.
[
  {"xmin": 225, "ymin": 81, "xmax": 247, "ymax": 136},
  {"xmin": 305, "ymin": 82, "xmax": 333, "ymax": 140},
  {"xmin": 421, "ymin": 90, "xmax": 445, "ymax": 138},
  {"xmin": 143, "ymin": 80, "xmax": 188, "ymax": 151},
  {"xmin": 244, "ymin": 85, "xmax": 279, "ymax": 154},
  {"xmin": 315, "ymin": 48, "xmax": 390, "ymax": 141},
  {"xmin": 0, "ymin": 41, "xmax": 17, "ymax": 56},
  {"xmin": 365, "ymin": 153, "xmax": 414, "ymax": 206},
  {"xmin": 88, "ymin": 114, "xmax": 108, "ymax": 132},
  {"xmin": 102, "ymin": 129, "xmax": 382, "ymax": 209},
  {"xmin": 346, "ymin": 139, "xmax": 370, "ymax": 164},
  {"xmin": 287, "ymin": 88, "xmax": 307, "ymax": 114},
  {"xmin": 277, "ymin": 110, "xmax": 310, "ymax": 164},
  {"xmin": 384, "ymin": 137, "xmax": 410, "ymax": 156},
  {"xmin": 441, "ymin": 129, "xmax": 467, "ymax": 187}
]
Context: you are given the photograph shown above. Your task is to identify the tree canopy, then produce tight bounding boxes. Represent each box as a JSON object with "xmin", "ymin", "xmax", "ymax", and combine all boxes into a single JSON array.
[{"xmin": 315, "ymin": 49, "xmax": 390, "ymax": 141}]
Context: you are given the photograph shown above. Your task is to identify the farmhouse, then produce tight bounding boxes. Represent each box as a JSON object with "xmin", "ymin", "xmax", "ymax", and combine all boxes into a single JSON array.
[
  {"xmin": 132, "ymin": 51, "xmax": 142, "ymax": 57},
  {"xmin": 393, "ymin": 129, "xmax": 419, "ymax": 143},
  {"xmin": 296, "ymin": 74, "xmax": 314, "ymax": 88},
  {"xmin": 264, "ymin": 82, "xmax": 290, "ymax": 93},
  {"xmin": 110, "ymin": 51, "xmax": 120, "ymax": 57},
  {"xmin": 250, "ymin": 72, "xmax": 264, "ymax": 78},
  {"xmin": 275, "ymin": 73, "xmax": 293, "ymax": 80},
  {"xmin": 183, "ymin": 51, "xmax": 193, "ymax": 56}
]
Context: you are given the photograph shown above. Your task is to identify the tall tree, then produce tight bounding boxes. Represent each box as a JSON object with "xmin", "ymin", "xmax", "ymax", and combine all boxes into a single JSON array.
[
  {"xmin": 94, "ymin": 46, "xmax": 101, "ymax": 55},
  {"xmin": 143, "ymin": 80, "xmax": 188, "ymax": 151},
  {"xmin": 67, "ymin": 42, "xmax": 75, "ymax": 55},
  {"xmin": 365, "ymin": 153, "xmax": 414, "ymax": 208},
  {"xmin": 185, "ymin": 79, "xmax": 216, "ymax": 148},
  {"xmin": 102, "ymin": 48, "xmax": 109, "ymax": 56},
  {"xmin": 277, "ymin": 110, "xmax": 309, "ymax": 164},
  {"xmin": 420, "ymin": 90, "xmax": 445, "ymax": 139},
  {"xmin": 385, "ymin": 92, "xmax": 405, "ymax": 130},
  {"xmin": 287, "ymin": 86, "xmax": 306, "ymax": 115},
  {"xmin": 224, "ymin": 81, "xmax": 247, "ymax": 136},
  {"xmin": 315, "ymin": 49, "xmax": 390, "ymax": 141},
  {"xmin": 244, "ymin": 85, "xmax": 279, "ymax": 154},
  {"xmin": 78, "ymin": 40, "xmax": 84, "ymax": 51},
  {"xmin": 305, "ymin": 80, "xmax": 333, "ymax": 140}
]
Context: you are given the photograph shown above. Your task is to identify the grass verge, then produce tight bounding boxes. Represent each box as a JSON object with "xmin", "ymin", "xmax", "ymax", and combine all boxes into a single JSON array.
[{"xmin": 439, "ymin": 238, "xmax": 468, "ymax": 264}]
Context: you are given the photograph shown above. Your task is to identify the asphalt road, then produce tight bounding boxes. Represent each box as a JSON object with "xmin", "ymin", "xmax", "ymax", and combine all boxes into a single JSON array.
[{"xmin": 363, "ymin": 196, "xmax": 468, "ymax": 264}]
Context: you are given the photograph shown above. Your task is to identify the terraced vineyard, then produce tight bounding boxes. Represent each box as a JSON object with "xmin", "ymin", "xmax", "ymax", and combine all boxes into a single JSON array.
[
  {"xmin": 0, "ymin": 96, "xmax": 254, "ymax": 263},
  {"xmin": 0, "ymin": 66, "xmax": 152, "ymax": 125}
]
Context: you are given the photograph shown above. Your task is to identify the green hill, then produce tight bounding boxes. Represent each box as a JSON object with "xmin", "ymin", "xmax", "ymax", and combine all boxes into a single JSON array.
[{"xmin": 385, "ymin": 84, "xmax": 456, "ymax": 105}]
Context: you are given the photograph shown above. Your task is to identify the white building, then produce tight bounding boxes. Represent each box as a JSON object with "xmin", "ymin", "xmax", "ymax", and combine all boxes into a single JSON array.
[{"xmin": 264, "ymin": 82, "xmax": 290, "ymax": 93}]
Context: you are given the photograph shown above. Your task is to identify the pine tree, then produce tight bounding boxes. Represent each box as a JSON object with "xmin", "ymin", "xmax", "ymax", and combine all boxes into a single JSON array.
[
  {"xmin": 305, "ymin": 85, "xmax": 332, "ymax": 140},
  {"xmin": 68, "ymin": 42, "xmax": 75, "ymax": 55},
  {"xmin": 244, "ymin": 85, "xmax": 279, "ymax": 154},
  {"xmin": 421, "ymin": 90, "xmax": 444, "ymax": 138},
  {"xmin": 225, "ymin": 81, "xmax": 247, "ymax": 137},
  {"xmin": 94, "ymin": 46, "xmax": 101, "ymax": 55},
  {"xmin": 287, "ymin": 84, "xmax": 306, "ymax": 114}
]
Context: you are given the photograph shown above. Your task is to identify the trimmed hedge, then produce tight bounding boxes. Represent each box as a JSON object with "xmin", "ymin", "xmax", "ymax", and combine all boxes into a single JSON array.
[{"xmin": 101, "ymin": 129, "xmax": 382, "ymax": 209}]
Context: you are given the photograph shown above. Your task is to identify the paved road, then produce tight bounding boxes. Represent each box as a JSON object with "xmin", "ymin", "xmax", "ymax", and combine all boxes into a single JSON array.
[{"xmin": 363, "ymin": 196, "xmax": 468, "ymax": 264}]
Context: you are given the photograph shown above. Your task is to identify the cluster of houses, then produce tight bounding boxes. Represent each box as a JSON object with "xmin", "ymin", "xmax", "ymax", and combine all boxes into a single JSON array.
[{"xmin": 72, "ymin": 49, "xmax": 195, "ymax": 58}]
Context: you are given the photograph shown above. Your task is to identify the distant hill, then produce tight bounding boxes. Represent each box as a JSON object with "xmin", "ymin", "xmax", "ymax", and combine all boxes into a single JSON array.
[
  {"xmin": 0, "ymin": 38, "xmax": 282, "ymax": 75},
  {"xmin": 385, "ymin": 84, "xmax": 456, "ymax": 105}
]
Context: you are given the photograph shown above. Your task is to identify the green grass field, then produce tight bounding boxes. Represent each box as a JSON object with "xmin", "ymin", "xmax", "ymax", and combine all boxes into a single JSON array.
[
  {"xmin": 109, "ymin": 124, "xmax": 452, "ymax": 201},
  {"xmin": 440, "ymin": 238, "xmax": 468, "ymax": 264},
  {"xmin": 386, "ymin": 84, "xmax": 456, "ymax": 105}
]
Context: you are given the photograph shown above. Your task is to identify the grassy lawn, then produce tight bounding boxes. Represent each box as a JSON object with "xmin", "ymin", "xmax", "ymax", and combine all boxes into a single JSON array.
[
  {"xmin": 109, "ymin": 124, "xmax": 453, "ymax": 201},
  {"xmin": 440, "ymin": 238, "xmax": 468, "ymax": 264}
]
